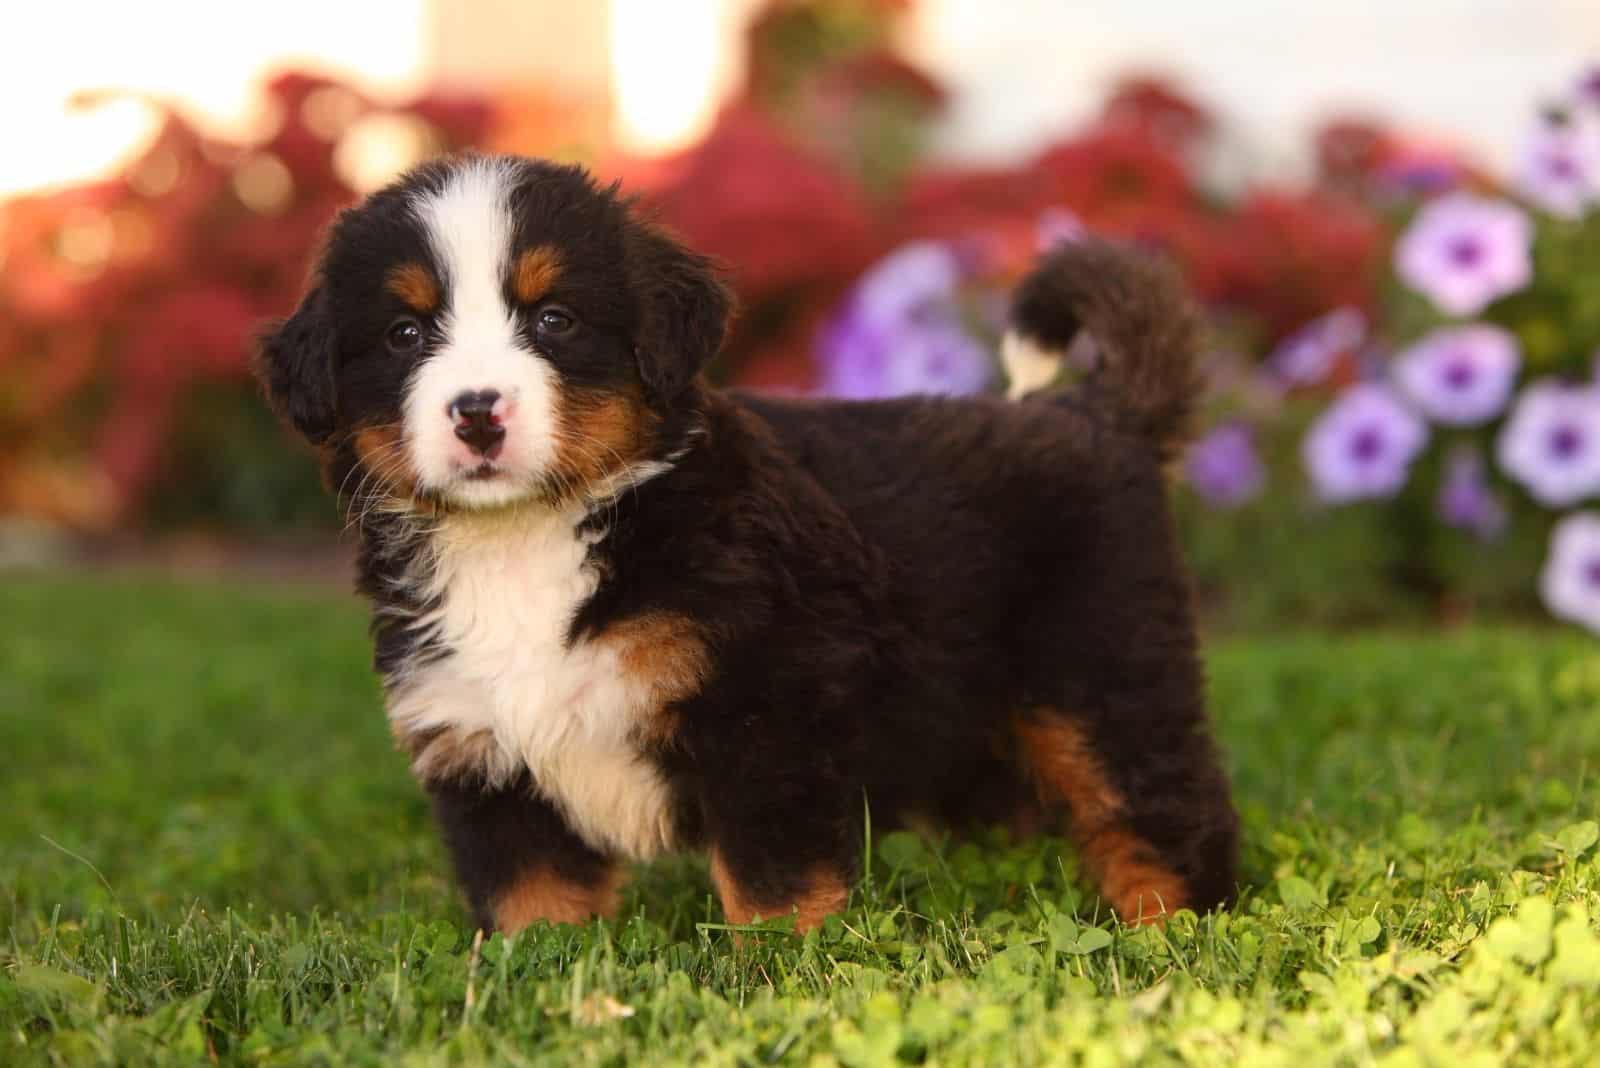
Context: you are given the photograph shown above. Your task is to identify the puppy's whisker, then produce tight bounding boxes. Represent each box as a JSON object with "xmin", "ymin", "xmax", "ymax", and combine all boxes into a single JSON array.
[
  {"xmin": 561, "ymin": 432, "xmax": 639, "ymax": 530},
  {"xmin": 334, "ymin": 428, "xmax": 413, "ymax": 517},
  {"xmin": 346, "ymin": 445, "xmax": 419, "ymax": 535}
]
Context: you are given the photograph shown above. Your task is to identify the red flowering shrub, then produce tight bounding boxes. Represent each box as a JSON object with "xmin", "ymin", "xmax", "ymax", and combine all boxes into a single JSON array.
[
  {"xmin": 1206, "ymin": 189, "xmax": 1386, "ymax": 340},
  {"xmin": 893, "ymin": 81, "xmax": 1387, "ymax": 349},
  {"xmin": 901, "ymin": 166, "xmax": 1053, "ymax": 240},
  {"xmin": 0, "ymin": 0, "xmax": 1437, "ymax": 531},
  {"xmin": 0, "ymin": 73, "xmax": 490, "ymax": 526},
  {"xmin": 1315, "ymin": 117, "xmax": 1393, "ymax": 188},
  {"xmin": 1031, "ymin": 125, "xmax": 1198, "ymax": 236},
  {"xmin": 630, "ymin": 104, "xmax": 887, "ymax": 389},
  {"xmin": 642, "ymin": 105, "xmax": 881, "ymax": 299},
  {"xmin": 1103, "ymin": 74, "xmax": 1217, "ymax": 153}
]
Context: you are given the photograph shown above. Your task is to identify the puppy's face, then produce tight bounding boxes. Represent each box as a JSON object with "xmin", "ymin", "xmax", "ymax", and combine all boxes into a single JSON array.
[{"xmin": 256, "ymin": 155, "xmax": 730, "ymax": 512}]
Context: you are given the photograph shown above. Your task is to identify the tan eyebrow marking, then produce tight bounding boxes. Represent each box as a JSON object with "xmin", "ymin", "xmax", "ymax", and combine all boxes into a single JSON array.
[
  {"xmin": 513, "ymin": 245, "xmax": 563, "ymax": 304},
  {"xmin": 385, "ymin": 262, "xmax": 439, "ymax": 314}
]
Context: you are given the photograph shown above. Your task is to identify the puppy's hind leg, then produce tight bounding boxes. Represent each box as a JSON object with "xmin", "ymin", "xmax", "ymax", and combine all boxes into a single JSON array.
[
  {"xmin": 1013, "ymin": 698, "xmax": 1237, "ymax": 925},
  {"xmin": 1014, "ymin": 455, "xmax": 1239, "ymax": 923}
]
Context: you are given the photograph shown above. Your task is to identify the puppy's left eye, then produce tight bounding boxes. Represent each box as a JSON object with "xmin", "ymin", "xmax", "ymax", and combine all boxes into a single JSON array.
[
  {"xmin": 537, "ymin": 307, "xmax": 577, "ymax": 337},
  {"xmin": 386, "ymin": 318, "xmax": 424, "ymax": 354}
]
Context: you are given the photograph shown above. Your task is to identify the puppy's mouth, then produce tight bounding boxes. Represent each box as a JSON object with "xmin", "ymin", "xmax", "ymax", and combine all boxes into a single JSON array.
[{"xmin": 423, "ymin": 461, "xmax": 552, "ymax": 514}]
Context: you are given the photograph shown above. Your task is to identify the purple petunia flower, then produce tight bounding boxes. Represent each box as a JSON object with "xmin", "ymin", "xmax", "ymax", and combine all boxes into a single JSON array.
[
  {"xmin": 1437, "ymin": 447, "xmax": 1507, "ymax": 540},
  {"xmin": 1269, "ymin": 307, "xmax": 1367, "ymax": 387},
  {"xmin": 880, "ymin": 327, "xmax": 992, "ymax": 397},
  {"xmin": 1516, "ymin": 118, "xmax": 1600, "ymax": 219},
  {"xmin": 1393, "ymin": 324, "xmax": 1521, "ymax": 426},
  {"xmin": 1186, "ymin": 423, "xmax": 1265, "ymax": 508},
  {"xmin": 1540, "ymin": 513, "xmax": 1600, "ymax": 633},
  {"xmin": 817, "ymin": 310, "xmax": 992, "ymax": 400},
  {"xmin": 1496, "ymin": 380, "xmax": 1600, "ymax": 507},
  {"xmin": 817, "ymin": 242, "xmax": 992, "ymax": 399},
  {"xmin": 850, "ymin": 241, "xmax": 964, "ymax": 328},
  {"xmin": 1303, "ymin": 384, "xmax": 1428, "ymax": 502},
  {"xmin": 1394, "ymin": 194, "xmax": 1533, "ymax": 317}
]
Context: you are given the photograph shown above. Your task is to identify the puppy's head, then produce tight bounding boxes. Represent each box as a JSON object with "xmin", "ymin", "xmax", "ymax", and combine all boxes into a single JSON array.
[{"xmin": 256, "ymin": 154, "xmax": 730, "ymax": 512}]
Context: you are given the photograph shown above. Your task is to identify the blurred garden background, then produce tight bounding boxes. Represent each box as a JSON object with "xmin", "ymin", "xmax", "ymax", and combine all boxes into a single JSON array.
[
  {"xmin": 8, "ymin": 3, "xmax": 1600, "ymax": 1063},
  {"xmin": 3, "ymin": 0, "xmax": 1600, "ymax": 633}
]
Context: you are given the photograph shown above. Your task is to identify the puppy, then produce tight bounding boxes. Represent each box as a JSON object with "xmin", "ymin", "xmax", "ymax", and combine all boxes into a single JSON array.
[{"xmin": 255, "ymin": 154, "xmax": 1238, "ymax": 934}]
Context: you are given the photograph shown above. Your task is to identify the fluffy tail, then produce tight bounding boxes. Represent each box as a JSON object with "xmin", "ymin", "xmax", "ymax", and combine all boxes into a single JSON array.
[{"xmin": 1003, "ymin": 240, "xmax": 1204, "ymax": 463}]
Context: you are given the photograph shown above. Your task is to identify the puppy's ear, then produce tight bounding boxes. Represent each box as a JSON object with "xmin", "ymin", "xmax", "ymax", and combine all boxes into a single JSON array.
[
  {"xmin": 254, "ymin": 284, "xmax": 338, "ymax": 444},
  {"xmin": 626, "ymin": 224, "xmax": 733, "ymax": 401}
]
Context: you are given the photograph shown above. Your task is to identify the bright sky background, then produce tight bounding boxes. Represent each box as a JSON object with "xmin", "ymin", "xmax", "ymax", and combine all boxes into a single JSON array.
[
  {"xmin": 911, "ymin": 0, "xmax": 1600, "ymax": 176},
  {"xmin": 2, "ymin": 0, "xmax": 1597, "ymax": 196},
  {"xmin": 610, "ymin": 0, "xmax": 748, "ymax": 154},
  {"xmin": 1, "ymin": 0, "xmax": 427, "ymax": 196}
]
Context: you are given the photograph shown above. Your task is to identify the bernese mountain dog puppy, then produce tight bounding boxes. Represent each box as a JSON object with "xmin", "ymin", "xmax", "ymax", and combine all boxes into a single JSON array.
[{"xmin": 254, "ymin": 154, "xmax": 1238, "ymax": 935}]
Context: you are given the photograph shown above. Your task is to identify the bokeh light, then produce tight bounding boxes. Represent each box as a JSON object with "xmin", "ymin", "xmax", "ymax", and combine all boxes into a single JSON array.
[{"xmin": 1, "ymin": 0, "xmax": 426, "ymax": 196}]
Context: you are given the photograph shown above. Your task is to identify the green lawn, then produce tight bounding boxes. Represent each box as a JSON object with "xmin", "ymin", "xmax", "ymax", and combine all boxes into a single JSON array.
[{"xmin": 3, "ymin": 573, "xmax": 1599, "ymax": 1066}]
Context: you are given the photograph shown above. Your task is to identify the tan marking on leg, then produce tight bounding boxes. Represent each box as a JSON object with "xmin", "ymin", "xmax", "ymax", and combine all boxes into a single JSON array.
[
  {"xmin": 1015, "ymin": 711, "xmax": 1189, "ymax": 925},
  {"xmin": 1079, "ymin": 828, "xmax": 1188, "ymax": 925},
  {"xmin": 513, "ymin": 245, "xmax": 563, "ymax": 304},
  {"xmin": 1014, "ymin": 715, "xmax": 1123, "ymax": 828},
  {"xmin": 710, "ymin": 851, "xmax": 849, "ymax": 932},
  {"xmin": 385, "ymin": 262, "xmax": 439, "ymax": 314},
  {"xmin": 492, "ymin": 866, "xmax": 622, "ymax": 934}
]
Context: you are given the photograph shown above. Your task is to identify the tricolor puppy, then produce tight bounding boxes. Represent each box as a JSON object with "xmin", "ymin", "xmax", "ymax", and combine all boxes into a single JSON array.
[{"xmin": 255, "ymin": 154, "xmax": 1238, "ymax": 934}]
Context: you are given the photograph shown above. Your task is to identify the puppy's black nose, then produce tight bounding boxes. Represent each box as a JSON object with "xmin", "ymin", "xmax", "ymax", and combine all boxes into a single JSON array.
[{"xmin": 449, "ymin": 390, "xmax": 505, "ymax": 456}]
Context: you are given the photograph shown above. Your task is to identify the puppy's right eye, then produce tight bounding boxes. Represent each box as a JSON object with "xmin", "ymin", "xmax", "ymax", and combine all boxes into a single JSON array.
[{"xmin": 386, "ymin": 318, "xmax": 423, "ymax": 354}]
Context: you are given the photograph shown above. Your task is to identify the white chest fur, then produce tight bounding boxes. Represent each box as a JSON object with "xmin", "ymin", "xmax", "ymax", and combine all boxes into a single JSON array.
[{"xmin": 385, "ymin": 509, "xmax": 677, "ymax": 860}]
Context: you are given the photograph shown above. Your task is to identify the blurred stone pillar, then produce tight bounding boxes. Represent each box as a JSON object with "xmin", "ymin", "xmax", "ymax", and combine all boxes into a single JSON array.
[
  {"xmin": 421, "ymin": 0, "xmax": 614, "ymax": 156},
  {"xmin": 424, "ymin": 0, "xmax": 611, "ymax": 95}
]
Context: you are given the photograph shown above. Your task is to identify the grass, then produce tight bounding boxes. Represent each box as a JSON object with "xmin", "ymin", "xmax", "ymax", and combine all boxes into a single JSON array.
[{"xmin": 2, "ymin": 572, "xmax": 1599, "ymax": 1066}]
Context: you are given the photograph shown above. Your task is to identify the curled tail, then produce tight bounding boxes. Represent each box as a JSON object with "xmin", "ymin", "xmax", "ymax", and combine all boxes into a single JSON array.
[{"xmin": 1003, "ymin": 239, "xmax": 1204, "ymax": 463}]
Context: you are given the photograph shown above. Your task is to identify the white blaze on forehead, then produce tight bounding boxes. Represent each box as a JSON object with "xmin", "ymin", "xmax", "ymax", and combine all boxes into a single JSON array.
[
  {"xmin": 403, "ymin": 158, "xmax": 559, "ymax": 509},
  {"xmin": 418, "ymin": 158, "xmax": 514, "ymax": 341}
]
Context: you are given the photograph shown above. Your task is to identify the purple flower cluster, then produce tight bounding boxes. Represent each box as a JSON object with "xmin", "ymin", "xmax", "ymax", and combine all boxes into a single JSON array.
[
  {"xmin": 1395, "ymin": 194, "xmax": 1533, "ymax": 316},
  {"xmin": 1303, "ymin": 384, "xmax": 1428, "ymax": 503},
  {"xmin": 1393, "ymin": 325, "xmax": 1521, "ymax": 426},
  {"xmin": 1193, "ymin": 68, "xmax": 1600, "ymax": 633},
  {"xmin": 826, "ymin": 84, "xmax": 1599, "ymax": 636},
  {"xmin": 1496, "ymin": 380, "xmax": 1600, "ymax": 507},
  {"xmin": 1186, "ymin": 423, "xmax": 1265, "ymax": 507},
  {"xmin": 816, "ymin": 242, "xmax": 992, "ymax": 399}
]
